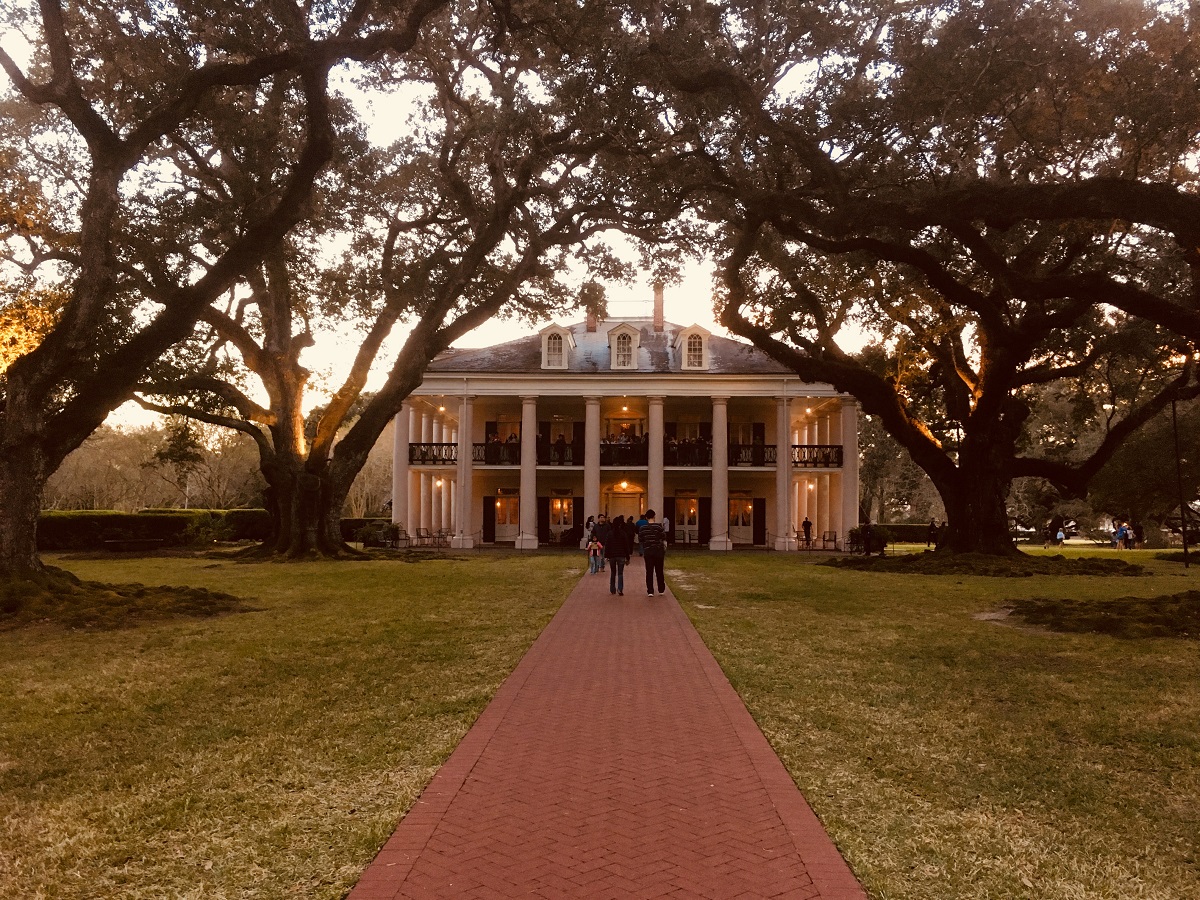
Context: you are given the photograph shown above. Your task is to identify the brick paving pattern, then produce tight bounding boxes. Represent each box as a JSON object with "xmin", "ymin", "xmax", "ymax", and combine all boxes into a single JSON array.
[{"xmin": 349, "ymin": 557, "xmax": 866, "ymax": 899}]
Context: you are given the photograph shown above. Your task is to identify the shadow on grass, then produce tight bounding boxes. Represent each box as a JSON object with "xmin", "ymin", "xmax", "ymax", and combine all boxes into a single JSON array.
[
  {"xmin": 1, "ymin": 566, "xmax": 255, "ymax": 631},
  {"xmin": 825, "ymin": 550, "xmax": 1144, "ymax": 577},
  {"xmin": 1005, "ymin": 591, "xmax": 1200, "ymax": 639}
]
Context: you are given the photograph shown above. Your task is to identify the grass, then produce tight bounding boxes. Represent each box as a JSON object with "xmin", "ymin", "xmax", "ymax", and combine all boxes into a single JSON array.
[
  {"xmin": 5, "ymin": 547, "xmax": 1199, "ymax": 900},
  {"xmin": 669, "ymin": 550, "xmax": 1200, "ymax": 900},
  {"xmin": 0, "ymin": 552, "xmax": 577, "ymax": 899}
]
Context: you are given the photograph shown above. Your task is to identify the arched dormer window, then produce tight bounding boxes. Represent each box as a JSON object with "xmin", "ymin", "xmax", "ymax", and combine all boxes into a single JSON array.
[
  {"xmin": 607, "ymin": 323, "xmax": 640, "ymax": 370},
  {"xmin": 615, "ymin": 332, "xmax": 632, "ymax": 367},
  {"xmin": 540, "ymin": 324, "xmax": 574, "ymax": 369},
  {"xmin": 675, "ymin": 324, "xmax": 711, "ymax": 370}
]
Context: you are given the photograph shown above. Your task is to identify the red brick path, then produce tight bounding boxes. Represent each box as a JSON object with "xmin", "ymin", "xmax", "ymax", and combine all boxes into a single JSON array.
[{"xmin": 348, "ymin": 558, "xmax": 866, "ymax": 899}]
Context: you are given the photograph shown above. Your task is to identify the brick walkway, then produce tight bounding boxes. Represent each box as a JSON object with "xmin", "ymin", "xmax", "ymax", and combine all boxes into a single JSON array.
[{"xmin": 348, "ymin": 557, "xmax": 866, "ymax": 900}]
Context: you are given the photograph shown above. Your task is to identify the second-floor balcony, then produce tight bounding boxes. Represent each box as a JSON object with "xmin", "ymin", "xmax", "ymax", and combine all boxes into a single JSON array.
[{"xmin": 411, "ymin": 441, "xmax": 845, "ymax": 468}]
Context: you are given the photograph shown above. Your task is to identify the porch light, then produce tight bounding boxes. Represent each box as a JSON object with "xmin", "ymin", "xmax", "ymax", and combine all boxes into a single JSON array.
[
  {"xmin": 620, "ymin": 480, "xmax": 628, "ymax": 489},
  {"xmin": 435, "ymin": 479, "xmax": 443, "ymax": 487},
  {"xmin": 806, "ymin": 407, "xmax": 812, "ymax": 414},
  {"xmin": 622, "ymin": 405, "xmax": 628, "ymax": 411},
  {"xmin": 808, "ymin": 483, "xmax": 815, "ymax": 491}
]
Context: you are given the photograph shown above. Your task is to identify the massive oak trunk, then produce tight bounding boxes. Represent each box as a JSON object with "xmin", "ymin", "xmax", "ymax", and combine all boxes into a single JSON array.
[{"xmin": 0, "ymin": 437, "xmax": 49, "ymax": 577}]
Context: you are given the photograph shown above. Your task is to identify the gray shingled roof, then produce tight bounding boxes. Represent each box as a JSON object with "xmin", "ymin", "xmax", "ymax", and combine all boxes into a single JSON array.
[{"xmin": 427, "ymin": 318, "xmax": 793, "ymax": 375}]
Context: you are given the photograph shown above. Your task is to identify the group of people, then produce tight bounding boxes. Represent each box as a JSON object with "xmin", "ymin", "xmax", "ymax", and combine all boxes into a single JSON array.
[
  {"xmin": 584, "ymin": 511, "xmax": 669, "ymax": 597},
  {"xmin": 1111, "ymin": 520, "xmax": 1145, "ymax": 549}
]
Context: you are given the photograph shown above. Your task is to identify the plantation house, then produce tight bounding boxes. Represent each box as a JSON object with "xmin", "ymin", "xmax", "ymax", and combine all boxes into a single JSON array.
[{"xmin": 391, "ymin": 287, "xmax": 859, "ymax": 550}]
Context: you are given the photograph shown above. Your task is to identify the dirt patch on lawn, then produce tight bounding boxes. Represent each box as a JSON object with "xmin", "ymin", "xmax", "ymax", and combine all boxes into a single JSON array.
[
  {"xmin": 1, "ymin": 567, "xmax": 254, "ymax": 631},
  {"xmin": 825, "ymin": 551, "xmax": 1143, "ymax": 577},
  {"xmin": 985, "ymin": 591, "xmax": 1200, "ymax": 640}
]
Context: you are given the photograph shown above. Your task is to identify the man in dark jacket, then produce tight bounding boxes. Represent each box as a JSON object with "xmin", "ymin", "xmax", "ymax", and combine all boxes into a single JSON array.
[
  {"xmin": 591, "ymin": 514, "xmax": 611, "ymax": 571},
  {"xmin": 639, "ymin": 510, "xmax": 667, "ymax": 596}
]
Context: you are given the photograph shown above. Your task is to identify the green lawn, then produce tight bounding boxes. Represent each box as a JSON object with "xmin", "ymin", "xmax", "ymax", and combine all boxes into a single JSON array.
[
  {"xmin": 4, "ymin": 550, "xmax": 1198, "ymax": 899},
  {"xmin": 0, "ymin": 553, "xmax": 576, "ymax": 899},
  {"xmin": 669, "ymin": 550, "xmax": 1200, "ymax": 900}
]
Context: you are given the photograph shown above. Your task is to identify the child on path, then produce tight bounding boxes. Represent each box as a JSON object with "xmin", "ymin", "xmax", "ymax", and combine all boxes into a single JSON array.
[{"xmin": 587, "ymin": 535, "xmax": 604, "ymax": 574}]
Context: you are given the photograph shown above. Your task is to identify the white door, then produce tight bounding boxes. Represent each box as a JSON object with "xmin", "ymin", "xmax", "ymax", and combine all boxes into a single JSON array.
[{"xmin": 729, "ymin": 497, "xmax": 753, "ymax": 544}]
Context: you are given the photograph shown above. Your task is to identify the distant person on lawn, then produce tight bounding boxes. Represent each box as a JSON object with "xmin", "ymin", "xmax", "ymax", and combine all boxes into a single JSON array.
[{"xmin": 640, "ymin": 510, "xmax": 667, "ymax": 596}]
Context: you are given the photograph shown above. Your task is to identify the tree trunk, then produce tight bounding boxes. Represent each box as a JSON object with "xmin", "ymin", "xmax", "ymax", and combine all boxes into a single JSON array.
[
  {"xmin": 259, "ymin": 460, "xmax": 351, "ymax": 558},
  {"xmin": 933, "ymin": 432, "xmax": 1022, "ymax": 556},
  {"xmin": 0, "ymin": 439, "xmax": 50, "ymax": 578}
]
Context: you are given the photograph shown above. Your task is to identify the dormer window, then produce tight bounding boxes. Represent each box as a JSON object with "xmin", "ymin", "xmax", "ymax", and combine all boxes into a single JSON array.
[
  {"xmin": 615, "ymin": 333, "xmax": 632, "ymax": 366},
  {"xmin": 540, "ymin": 324, "xmax": 574, "ymax": 369},
  {"xmin": 675, "ymin": 324, "xmax": 711, "ymax": 370},
  {"xmin": 607, "ymin": 323, "xmax": 641, "ymax": 370}
]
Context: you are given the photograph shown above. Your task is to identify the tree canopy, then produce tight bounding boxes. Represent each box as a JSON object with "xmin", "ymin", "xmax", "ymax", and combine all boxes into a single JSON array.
[{"xmin": 633, "ymin": 0, "xmax": 1200, "ymax": 553}]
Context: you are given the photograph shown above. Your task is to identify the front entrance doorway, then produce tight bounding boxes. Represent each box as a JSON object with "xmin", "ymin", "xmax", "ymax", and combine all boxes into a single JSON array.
[{"xmin": 606, "ymin": 486, "xmax": 644, "ymax": 522}]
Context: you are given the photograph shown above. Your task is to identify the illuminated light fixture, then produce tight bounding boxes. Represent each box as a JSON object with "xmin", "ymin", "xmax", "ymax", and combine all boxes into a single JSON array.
[
  {"xmin": 620, "ymin": 480, "xmax": 628, "ymax": 490},
  {"xmin": 496, "ymin": 500, "xmax": 502, "ymax": 507},
  {"xmin": 806, "ymin": 407, "xmax": 812, "ymax": 414},
  {"xmin": 808, "ymin": 483, "xmax": 816, "ymax": 491},
  {"xmin": 438, "ymin": 405, "xmax": 445, "ymax": 412},
  {"xmin": 622, "ymin": 405, "xmax": 628, "ymax": 412},
  {"xmin": 435, "ymin": 479, "xmax": 443, "ymax": 487}
]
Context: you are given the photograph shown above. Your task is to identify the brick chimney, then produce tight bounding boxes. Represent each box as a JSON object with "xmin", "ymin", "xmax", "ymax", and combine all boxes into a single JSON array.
[
  {"xmin": 653, "ymin": 281, "xmax": 664, "ymax": 333},
  {"xmin": 586, "ymin": 310, "xmax": 598, "ymax": 332}
]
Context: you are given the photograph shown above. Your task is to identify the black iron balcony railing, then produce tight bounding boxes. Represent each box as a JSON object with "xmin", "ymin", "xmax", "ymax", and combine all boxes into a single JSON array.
[
  {"xmin": 728, "ymin": 443, "xmax": 778, "ymax": 466},
  {"xmin": 416, "ymin": 441, "xmax": 844, "ymax": 468},
  {"xmin": 791, "ymin": 444, "xmax": 843, "ymax": 467},
  {"xmin": 473, "ymin": 441, "xmax": 521, "ymax": 465},
  {"xmin": 599, "ymin": 443, "xmax": 649, "ymax": 466},
  {"xmin": 663, "ymin": 441, "xmax": 712, "ymax": 467},
  {"xmin": 409, "ymin": 442, "xmax": 458, "ymax": 465}
]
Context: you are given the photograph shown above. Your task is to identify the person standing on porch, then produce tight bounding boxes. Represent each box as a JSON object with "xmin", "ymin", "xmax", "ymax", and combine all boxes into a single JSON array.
[
  {"xmin": 801, "ymin": 516, "xmax": 813, "ymax": 548},
  {"xmin": 640, "ymin": 510, "xmax": 667, "ymax": 596}
]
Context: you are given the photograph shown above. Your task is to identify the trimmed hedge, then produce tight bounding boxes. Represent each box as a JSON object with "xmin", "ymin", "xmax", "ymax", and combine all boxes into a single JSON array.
[
  {"xmin": 37, "ymin": 509, "xmax": 273, "ymax": 550},
  {"xmin": 339, "ymin": 518, "xmax": 391, "ymax": 542}
]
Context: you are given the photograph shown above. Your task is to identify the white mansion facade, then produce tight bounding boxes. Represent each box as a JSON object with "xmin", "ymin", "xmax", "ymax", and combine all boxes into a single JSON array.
[{"xmin": 391, "ymin": 289, "xmax": 860, "ymax": 550}]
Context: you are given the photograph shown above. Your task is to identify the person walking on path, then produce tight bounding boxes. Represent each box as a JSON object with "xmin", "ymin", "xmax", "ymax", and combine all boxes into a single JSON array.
[
  {"xmin": 640, "ymin": 509, "xmax": 667, "ymax": 596},
  {"xmin": 592, "ymin": 514, "xmax": 610, "ymax": 570},
  {"xmin": 586, "ymin": 533, "xmax": 603, "ymax": 574},
  {"xmin": 634, "ymin": 512, "xmax": 649, "ymax": 556},
  {"xmin": 605, "ymin": 514, "xmax": 632, "ymax": 595}
]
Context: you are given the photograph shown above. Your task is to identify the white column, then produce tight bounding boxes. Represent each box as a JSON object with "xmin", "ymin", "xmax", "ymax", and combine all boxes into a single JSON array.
[
  {"xmin": 774, "ymin": 395, "xmax": 795, "ymax": 551},
  {"xmin": 421, "ymin": 410, "xmax": 433, "ymax": 444},
  {"xmin": 840, "ymin": 398, "xmax": 860, "ymax": 541},
  {"xmin": 420, "ymin": 473, "xmax": 432, "ymax": 532},
  {"xmin": 817, "ymin": 472, "xmax": 830, "ymax": 546},
  {"xmin": 453, "ymin": 395, "xmax": 475, "ymax": 548},
  {"xmin": 517, "ymin": 395, "xmax": 539, "ymax": 549},
  {"xmin": 710, "ymin": 397, "xmax": 731, "ymax": 550},
  {"xmin": 430, "ymin": 417, "xmax": 443, "ymax": 531},
  {"xmin": 440, "ymin": 475, "xmax": 452, "ymax": 534},
  {"xmin": 830, "ymin": 471, "xmax": 843, "ymax": 548},
  {"xmin": 584, "ymin": 396, "xmax": 601, "ymax": 544},
  {"xmin": 648, "ymin": 395, "xmax": 664, "ymax": 517},
  {"xmin": 391, "ymin": 404, "xmax": 410, "ymax": 527},
  {"xmin": 406, "ymin": 470, "xmax": 417, "ymax": 535}
]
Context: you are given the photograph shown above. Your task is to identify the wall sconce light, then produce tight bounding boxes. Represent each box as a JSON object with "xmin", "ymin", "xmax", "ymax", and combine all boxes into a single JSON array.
[{"xmin": 620, "ymin": 480, "xmax": 628, "ymax": 490}]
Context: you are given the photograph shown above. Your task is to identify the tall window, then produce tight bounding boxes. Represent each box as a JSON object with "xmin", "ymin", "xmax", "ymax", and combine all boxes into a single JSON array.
[
  {"xmin": 615, "ymin": 332, "xmax": 633, "ymax": 367},
  {"xmin": 686, "ymin": 333, "xmax": 703, "ymax": 368},
  {"xmin": 547, "ymin": 332, "xmax": 563, "ymax": 367}
]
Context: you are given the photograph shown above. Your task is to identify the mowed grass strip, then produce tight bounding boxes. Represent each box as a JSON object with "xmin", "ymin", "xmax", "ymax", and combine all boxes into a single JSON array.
[
  {"xmin": 669, "ymin": 552, "xmax": 1200, "ymax": 900},
  {"xmin": 0, "ymin": 553, "xmax": 578, "ymax": 900}
]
